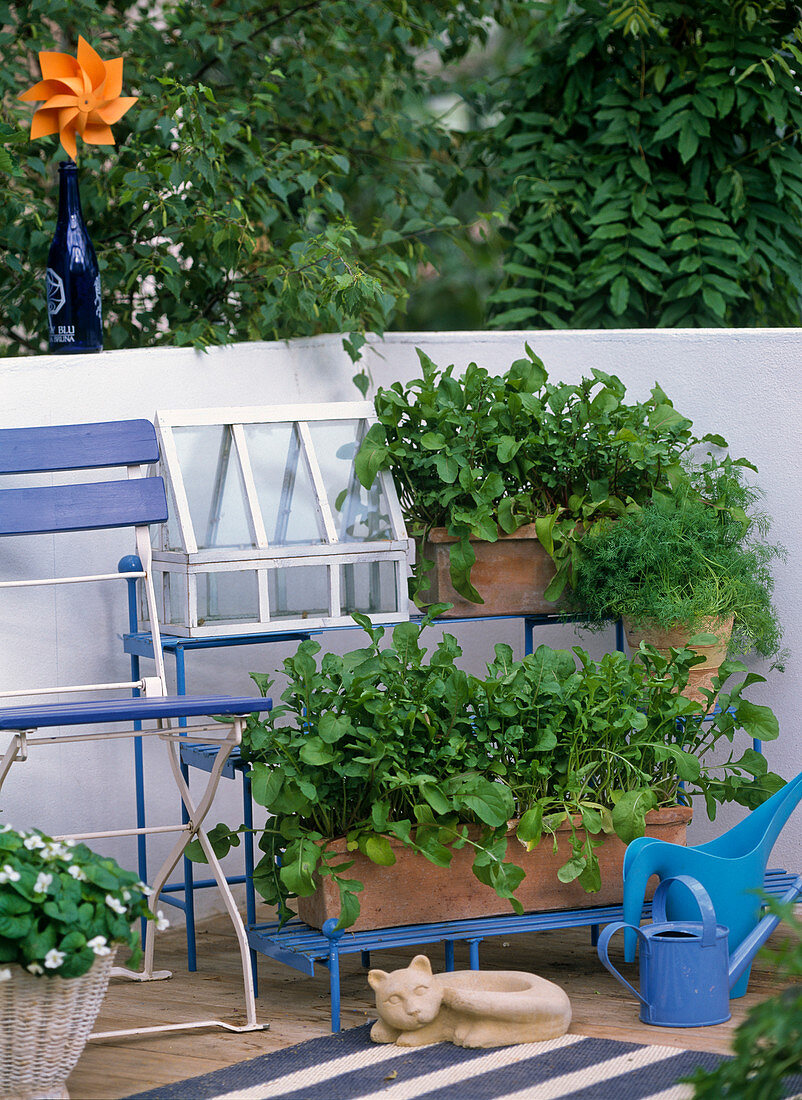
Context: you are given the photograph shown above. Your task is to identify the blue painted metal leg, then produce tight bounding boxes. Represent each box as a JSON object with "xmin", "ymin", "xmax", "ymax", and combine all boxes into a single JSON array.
[
  {"xmin": 120, "ymin": 559, "xmax": 148, "ymax": 948},
  {"xmin": 590, "ymin": 923, "xmax": 600, "ymax": 947},
  {"xmin": 174, "ymin": 644, "xmax": 197, "ymax": 973},
  {"xmin": 361, "ymin": 952, "xmax": 371, "ymax": 969},
  {"xmin": 444, "ymin": 940, "xmax": 455, "ymax": 971},
  {"xmin": 468, "ymin": 938, "xmax": 481, "ymax": 969},
  {"xmin": 524, "ymin": 618, "xmax": 533, "ymax": 658},
  {"xmin": 242, "ymin": 771, "xmax": 258, "ymax": 997},
  {"xmin": 322, "ymin": 920, "xmax": 344, "ymax": 1033},
  {"xmin": 615, "ymin": 617, "xmax": 625, "ymax": 653}
]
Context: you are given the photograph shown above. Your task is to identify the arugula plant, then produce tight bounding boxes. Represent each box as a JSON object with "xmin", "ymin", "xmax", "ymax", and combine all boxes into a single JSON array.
[
  {"xmin": 569, "ymin": 459, "xmax": 785, "ymax": 662},
  {"xmin": 356, "ymin": 344, "xmax": 720, "ymax": 603},
  {"xmin": 0, "ymin": 826, "xmax": 154, "ymax": 979},
  {"xmin": 194, "ymin": 616, "xmax": 783, "ymax": 930}
]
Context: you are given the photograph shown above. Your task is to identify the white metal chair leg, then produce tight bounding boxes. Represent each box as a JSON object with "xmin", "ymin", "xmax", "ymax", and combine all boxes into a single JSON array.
[
  {"xmin": 0, "ymin": 731, "xmax": 27, "ymax": 789},
  {"xmin": 109, "ymin": 719, "xmax": 266, "ymax": 1034}
]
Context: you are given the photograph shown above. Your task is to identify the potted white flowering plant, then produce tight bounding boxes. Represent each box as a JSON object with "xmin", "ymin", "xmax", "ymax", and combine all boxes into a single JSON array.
[{"xmin": 0, "ymin": 824, "xmax": 162, "ymax": 1100}]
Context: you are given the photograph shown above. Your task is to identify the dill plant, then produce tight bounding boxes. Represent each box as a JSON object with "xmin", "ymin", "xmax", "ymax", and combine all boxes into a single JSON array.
[{"xmin": 569, "ymin": 462, "xmax": 784, "ymax": 660}]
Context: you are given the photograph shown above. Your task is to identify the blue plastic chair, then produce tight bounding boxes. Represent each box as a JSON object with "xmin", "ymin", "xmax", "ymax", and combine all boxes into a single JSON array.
[
  {"xmin": 0, "ymin": 419, "xmax": 273, "ymax": 1037},
  {"xmin": 622, "ymin": 770, "xmax": 802, "ymax": 998}
]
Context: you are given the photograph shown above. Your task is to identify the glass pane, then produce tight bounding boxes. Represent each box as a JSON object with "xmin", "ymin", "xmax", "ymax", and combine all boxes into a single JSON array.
[
  {"xmin": 172, "ymin": 425, "xmax": 253, "ymax": 549},
  {"xmin": 268, "ymin": 566, "xmax": 329, "ymax": 619},
  {"xmin": 244, "ymin": 423, "xmax": 324, "ymax": 545},
  {"xmin": 163, "ymin": 572, "xmax": 188, "ymax": 626},
  {"xmin": 341, "ymin": 561, "xmax": 399, "ymax": 615},
  {"xmin": 197, "ymin": 570, "xmax": 260, "ymax": 625},
  {"xmin": 306, "ymin": 420, "xmax": 393, "ymax": 542}
]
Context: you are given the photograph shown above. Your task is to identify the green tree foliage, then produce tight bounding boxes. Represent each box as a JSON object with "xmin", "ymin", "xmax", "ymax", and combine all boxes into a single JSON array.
[
  {"xmin": 488, "ymin": 0, "xmax": 802, "ymax": 328},
  {"xmin": 0, "ymin": 0, "xmax": 504, "ymax": 355}
]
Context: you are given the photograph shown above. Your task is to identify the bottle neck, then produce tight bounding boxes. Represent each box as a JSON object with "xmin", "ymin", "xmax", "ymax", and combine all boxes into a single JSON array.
[{"xmin": 57, "ymin": 162, "xmax": 84, "ymax": 225}]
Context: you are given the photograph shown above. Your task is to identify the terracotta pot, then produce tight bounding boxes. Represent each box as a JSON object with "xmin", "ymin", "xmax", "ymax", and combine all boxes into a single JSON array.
[
  {"xmin": 296, "ymin": 805, "xmax": 692, "ymax": 932},
  {"xmin": 624, "ymin": 615, "xmax": 735, "ymax": 703},
  {"xmin": 416, "ymin": 524, "xmax": 561, "ymax": 617}
]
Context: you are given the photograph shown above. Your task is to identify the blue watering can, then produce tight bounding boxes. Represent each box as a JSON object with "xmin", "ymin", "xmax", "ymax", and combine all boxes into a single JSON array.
[
  {"xmin": 622, "ymin": 769, "xmax": 802, "ymax": 998},
  {"xmin": 598, "ymin": 873, "xmax": 802, "ymax": 1027}
]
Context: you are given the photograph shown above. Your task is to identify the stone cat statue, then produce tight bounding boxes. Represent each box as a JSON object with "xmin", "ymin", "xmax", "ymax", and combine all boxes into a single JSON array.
[{"xmin": 368, "ymin": 954, "xmax": 571, "ymax": 1048}]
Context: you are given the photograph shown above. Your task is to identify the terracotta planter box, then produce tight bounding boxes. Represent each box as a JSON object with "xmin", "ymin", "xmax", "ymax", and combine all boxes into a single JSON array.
[
  {"xmin": 417, "ymin": 524, "xmax": 561, "ymax": 617},
  {"xmin": 296, "ymin": 805, "xmax": 692, "ymax": 932}
]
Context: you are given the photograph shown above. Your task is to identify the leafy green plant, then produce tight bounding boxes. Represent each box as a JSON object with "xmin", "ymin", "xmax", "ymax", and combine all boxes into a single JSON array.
[
  {"xmin": 688, "ymin": 900, "xmax": 802, "ymax": 1099},
  {"xmin": 487, "ymin": 0, "xmax": 802, "ymax": 329},
  {"xmin": 356, "ymin": 344, "xmax": 721, "ymax": 602},
  {"xmin": 194, "ymin": 615, "xmax": 783, "ymax": 929},
  {"xmin": 568, "ymin": 459, "xmax": 785, "ymax": 660},
  {"xmin": 0, "ymin": 825, "xmax": 156, "ymax": 979}
]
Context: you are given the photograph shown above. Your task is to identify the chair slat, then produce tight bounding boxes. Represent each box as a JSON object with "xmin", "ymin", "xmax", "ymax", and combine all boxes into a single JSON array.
[
  {"xmin": 0, "ymin": 478, "xmax": 168, "ymax": 536},
  {"xmin": 0, "ymin": 695, "xmax": 272, "ymax": 729},
  {"xmin": 0, "ymin": 420, "xmax": 159, "ymax": 474}
]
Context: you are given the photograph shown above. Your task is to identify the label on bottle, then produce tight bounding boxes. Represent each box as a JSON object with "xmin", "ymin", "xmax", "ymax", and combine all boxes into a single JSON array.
[
  {"xmin": 46, "ymin": 268, "xmax": 66, "ymax": 318},
  {"xmin": 93, "ymin": 275, "xmax": 102, "ymax": 320},
  {"xmin": 51, "ymin": 324, "xmax": 76, "ymax": 345}
]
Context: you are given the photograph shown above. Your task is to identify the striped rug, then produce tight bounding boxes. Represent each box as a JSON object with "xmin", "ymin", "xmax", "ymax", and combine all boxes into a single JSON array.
[{"xmin": 123, "ymin": 1023, "xmax": 798, "ymax": 1100}]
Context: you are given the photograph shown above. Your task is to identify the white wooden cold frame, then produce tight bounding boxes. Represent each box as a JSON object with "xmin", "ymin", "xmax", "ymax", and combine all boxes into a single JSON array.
[{"xmin": 148, "ymin": 403, "xmax": 412, "ymax": 637}]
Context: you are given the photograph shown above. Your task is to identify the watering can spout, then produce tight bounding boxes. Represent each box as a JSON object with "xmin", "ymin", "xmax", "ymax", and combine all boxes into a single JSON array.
[{"xmin": 728, "ymin": 876, "xmax": 802, "ymax": 992}]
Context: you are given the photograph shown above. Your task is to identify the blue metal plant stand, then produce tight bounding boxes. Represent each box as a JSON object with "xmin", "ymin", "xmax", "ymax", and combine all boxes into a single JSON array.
[{"xmin": 246, "ymin": 868, "xmax": 800, "ymax": 1032}]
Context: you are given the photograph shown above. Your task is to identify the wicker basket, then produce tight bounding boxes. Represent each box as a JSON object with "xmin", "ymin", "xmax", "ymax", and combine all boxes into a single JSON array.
[{"xmin": 0, "ymin": 950, "xmax": 116, "ymax": 1100}]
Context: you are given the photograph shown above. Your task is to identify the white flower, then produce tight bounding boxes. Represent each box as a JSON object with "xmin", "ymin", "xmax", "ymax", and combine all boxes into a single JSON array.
[
  {"xmin": 0, "ymin": 824, "xmax": 12, "ymax": 833},
  {"xmin": 68, "ymin": 865, "xmax": 87, "ymax": 881},
  {"xmin": 105, "ymin": 894, "xmax": 127, "ymax": 915},
  {"xmin": 122, "ymin": 889, "xmax": 131, "ymax": 901},
  {"xmin": 0, "ymin": 968, "xmax": 11, "ymax": 982},
  {"xmin": 43, "ymin": 949, "xmax": 65, "ymax": 969},
  {"xmin": 62, "ymin": 838, "xmax": 76, "ymax": 848},
  {"xmin": 87, "ymin": 936, "xmax": 111, "ymax": 957},
  {"xmin": 0, "ymin": 865, "xmax": 20, "ymax": 884},
  {"xmin": 43, "ymin": 842, "xmax": 72, "ymax": 862},
  {"xmin": 136, "ymin": 881, "xmax": 153, "ymax": 897},
  {"xmin": 33, "ymin": 872, "xmax": 52, "ymax": 894},
  {"xmin": 26, "ymin": 962, "xmax": 44, "ymax": 975},
  {"xmin": 23, "ymin": 835, "xmax": 46, "ymax": 851},
  {"xmin": 156, "ymin": 910, "xmax": 170, "ymax": 931}
]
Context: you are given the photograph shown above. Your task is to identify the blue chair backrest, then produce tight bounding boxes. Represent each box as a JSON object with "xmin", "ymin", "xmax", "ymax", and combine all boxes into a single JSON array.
[
  {"xmin": 0, "ymin": 420, "xmax": 167, "ymax": 536},
  {"xmin": 0, "ymin": 419, "xmax": 159, "ymax": 473}
]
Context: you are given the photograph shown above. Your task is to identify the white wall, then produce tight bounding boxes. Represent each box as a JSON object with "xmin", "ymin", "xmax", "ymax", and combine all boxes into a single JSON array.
[{"xmin": 1, "ymin": 329, "xmax": 800, "ymax": 923}]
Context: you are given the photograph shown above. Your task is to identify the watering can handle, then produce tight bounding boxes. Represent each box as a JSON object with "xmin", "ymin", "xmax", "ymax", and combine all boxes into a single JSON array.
[
  {"xmin": 597, "ymin": 921, "xmax": 648, "ymax": 1005},
  {"xmin": 652, "ymin": 874, "xmax": 718, "ymax": 948}
]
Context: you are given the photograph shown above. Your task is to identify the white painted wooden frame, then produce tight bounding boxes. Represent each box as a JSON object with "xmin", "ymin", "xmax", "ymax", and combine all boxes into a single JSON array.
[{"xmin": 151, "ymin": 404, "xmax": 411, "ymax": 637}]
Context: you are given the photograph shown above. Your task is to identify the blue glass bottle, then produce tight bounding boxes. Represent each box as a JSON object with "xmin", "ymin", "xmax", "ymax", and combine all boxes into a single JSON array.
[{"xmin": 46, "ymin": 160, "xmax": 103, "ymax": 354}]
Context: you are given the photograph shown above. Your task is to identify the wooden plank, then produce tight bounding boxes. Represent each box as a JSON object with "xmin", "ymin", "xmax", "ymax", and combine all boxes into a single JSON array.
[
  {"xmin": 0, "ymin": 478, "xmax": 168, "ymax": 536},
  {"xmin": 65, "ymin": 913, "xmax": 797, "ymax": 1099},
  {"xmin": 0, "ymin": 420, "xmax": 159, "ymax": 473}
]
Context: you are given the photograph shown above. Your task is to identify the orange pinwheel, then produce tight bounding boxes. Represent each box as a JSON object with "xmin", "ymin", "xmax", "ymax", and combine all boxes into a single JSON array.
[{"xmin": 19, "ymin": 35, "xmax": 137, "ymax": 161}]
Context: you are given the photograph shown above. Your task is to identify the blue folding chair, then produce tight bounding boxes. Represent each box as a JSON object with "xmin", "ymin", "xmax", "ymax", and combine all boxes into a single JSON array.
[{"xmin": 0, "ymin": 419, "xmax": 272, "ymax": 1037}]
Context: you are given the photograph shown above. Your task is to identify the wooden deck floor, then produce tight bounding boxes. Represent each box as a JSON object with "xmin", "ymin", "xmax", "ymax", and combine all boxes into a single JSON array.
[{"xmin": 68, "ymin": 907, "xmax": 795, "ymax": 1098}]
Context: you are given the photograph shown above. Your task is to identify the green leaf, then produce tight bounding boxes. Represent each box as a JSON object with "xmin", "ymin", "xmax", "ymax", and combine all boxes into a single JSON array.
[
  {"xmin": 299, "ymin": 737, "xmax": 339, "ymax": 766},
  {"xmin": 448, "ymin": 539, "xmax": 482, "ymax": 604},
  {"xmin": 354, "ymin": 424, "xmax": 388, "ymax": 489},
  {"xmin": 516, "ymin": 806, "xmax": 543, "ymax": 850},
  {"xmin": 733, "ymin": 699, "xmax": 780, "ymax": 742},
  {"xmin": 610, "ymin": 275, "xmax": 629, "ymax": 316},
  {"xmin": 364, "ymin": 836, "xmax": 396, "ymax": 866},
  {"xmin": 611, "ymin": 789, "xmax": 658, "ymax": 844}
]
